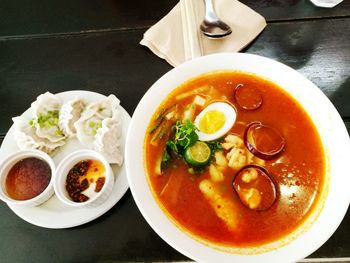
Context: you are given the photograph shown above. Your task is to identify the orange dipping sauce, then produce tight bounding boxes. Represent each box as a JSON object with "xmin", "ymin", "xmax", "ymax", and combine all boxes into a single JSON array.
[{"xmin": 6, "ymin": 157, "xmax": 51, "ymax": 200}]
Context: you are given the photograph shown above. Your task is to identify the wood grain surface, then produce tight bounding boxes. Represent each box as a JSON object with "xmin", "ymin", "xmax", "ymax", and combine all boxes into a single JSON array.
[{"xmin": 0, "ymin": 0, "xmax": 349, "ymax": 38}]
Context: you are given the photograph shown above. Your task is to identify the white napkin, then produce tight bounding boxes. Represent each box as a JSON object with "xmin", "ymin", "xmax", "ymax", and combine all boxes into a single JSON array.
[{"xmin": 140, "ymin": 0, "xmax": 267, "ymax": 67}]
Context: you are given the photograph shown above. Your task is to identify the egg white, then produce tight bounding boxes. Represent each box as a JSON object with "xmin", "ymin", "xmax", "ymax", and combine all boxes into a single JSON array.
[{"xmin": 194, "ymin": 102, "xmax": 237, "ymax": 141}]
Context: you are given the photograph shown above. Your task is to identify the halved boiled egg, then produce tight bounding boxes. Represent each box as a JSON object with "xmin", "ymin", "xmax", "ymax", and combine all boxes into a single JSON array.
[{"xmin": 194, "ymin": 102, "xmax": 237, "ymax": 141}]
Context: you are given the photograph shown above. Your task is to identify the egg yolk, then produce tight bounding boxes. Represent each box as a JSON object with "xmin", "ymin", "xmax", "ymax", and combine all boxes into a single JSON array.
[{"xmin": 199, "ymin": 110, "xmax": 226, "ymax": 134}]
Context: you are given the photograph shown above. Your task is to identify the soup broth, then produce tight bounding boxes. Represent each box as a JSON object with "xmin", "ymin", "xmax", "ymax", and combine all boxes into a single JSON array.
[{"xmin": 144, "ymin": 71, "xmax": 325, "ymax": 247}]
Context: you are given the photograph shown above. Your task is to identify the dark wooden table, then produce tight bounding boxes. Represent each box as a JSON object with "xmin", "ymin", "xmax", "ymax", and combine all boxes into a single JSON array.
[{"xmin": 0, "ymin": 0, "xmax": 349, "ymax": 262}]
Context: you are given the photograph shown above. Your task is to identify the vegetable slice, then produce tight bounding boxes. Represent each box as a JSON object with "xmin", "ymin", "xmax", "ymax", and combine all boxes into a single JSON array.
[
  {"xmin": 232, "ymin": 165, "xmax": 278, "ymax": 211},
  {"xmin": 244, "ymin": 121, "xmax": 285, "ymax": 160},
  {"xmin": 184, "ymin": 141, "xmax": 211, "ymax": 166},
  {"xmin": 234, "ymin": 84, "xmax": 263, "ymax": 110},
  {"xmin": 149, "ymin": 104, "xmax": 178, "ymax": 134}
]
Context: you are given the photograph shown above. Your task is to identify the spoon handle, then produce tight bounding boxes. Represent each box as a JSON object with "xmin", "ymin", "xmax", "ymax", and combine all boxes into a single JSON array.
[{"xmin": 203, "ymin": 0, "xmax": 219, "ymax": 22}]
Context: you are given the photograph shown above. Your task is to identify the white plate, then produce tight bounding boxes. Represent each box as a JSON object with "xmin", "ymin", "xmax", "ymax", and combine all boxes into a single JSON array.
[
  {"xmin": 125, "ymin": 53, "xmax": 350, "ymax": 262},
  {"xmin": 0, "ymin": 90, "xmax": 130, "ymax": 229}
]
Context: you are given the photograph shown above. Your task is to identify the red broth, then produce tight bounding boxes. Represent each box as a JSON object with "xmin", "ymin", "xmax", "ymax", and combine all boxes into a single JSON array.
[{"xmin": 144, "ymin": 71, "xmax": 326, "ymax": 247}]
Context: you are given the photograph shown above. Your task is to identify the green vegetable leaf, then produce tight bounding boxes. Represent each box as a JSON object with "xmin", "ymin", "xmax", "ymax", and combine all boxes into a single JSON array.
[
  {"xmin": 207, "ymin": 140, "xmax": 223, "ymax": 153},
  {"xmin": 166, "ymin": 140, "xmax": 178, "ymax": 154},
  {"xmin": 148, "ymin": 116, "xmax": 164, "ymax": 134},
  {"xmin": 162, "ymin": 150, "xmax": 171, "ymax": 163},
  {"xmin": 161, "ymin": 150, "xmax": 171, "ymax": 169}
]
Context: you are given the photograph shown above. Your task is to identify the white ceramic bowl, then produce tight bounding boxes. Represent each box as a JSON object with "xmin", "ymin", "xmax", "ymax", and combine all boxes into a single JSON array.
[
  {"xmin": 125, "ymin": 53, "xmax": 350, "ymax": 262},
  {"xmin": 0, "ymin": 149, "xmax": 55, "ymax": 207},
  {"xmin": 54, "ymin": 149, "xmax": 114, "ymax": 208}
]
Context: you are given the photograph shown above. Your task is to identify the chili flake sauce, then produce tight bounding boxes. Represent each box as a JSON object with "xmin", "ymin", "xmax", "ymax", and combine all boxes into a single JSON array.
[{"xmin": 65, "ymin": 159, "xmax": 106, "ymax": 202}]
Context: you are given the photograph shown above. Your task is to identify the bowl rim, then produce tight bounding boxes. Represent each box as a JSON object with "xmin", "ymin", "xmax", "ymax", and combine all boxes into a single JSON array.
[
  {"xmin": 53, "ymin": 149, "xmax": 114, "ymax": 207},
  {"xmin": 125, "ymin": 53, "xmax": 350, "ymax": 262},
  {"xmin": 0, "ymin": 149, "xmax": 55, "ymax": 206}
]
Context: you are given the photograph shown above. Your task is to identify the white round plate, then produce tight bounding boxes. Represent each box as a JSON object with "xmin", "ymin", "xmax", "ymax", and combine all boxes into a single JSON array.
[
  {"xmin": 125, "ymin": 53, "xmax": 350, "ymax": 262},
  {"xmin": 0, "ymin": 90, "xmax": 130, "ymax": 229}
]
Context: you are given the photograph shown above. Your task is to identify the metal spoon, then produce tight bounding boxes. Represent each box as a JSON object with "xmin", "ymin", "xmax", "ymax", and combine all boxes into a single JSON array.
[{"xmin": 200, "ymin": 0, "xmax": 232, "ymax": 38}]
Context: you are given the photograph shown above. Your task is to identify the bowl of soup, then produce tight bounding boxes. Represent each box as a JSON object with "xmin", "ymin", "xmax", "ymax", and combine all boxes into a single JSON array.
[{"xmin": 125, "ymin": 53, "xmax": 350, "ymax": 262}]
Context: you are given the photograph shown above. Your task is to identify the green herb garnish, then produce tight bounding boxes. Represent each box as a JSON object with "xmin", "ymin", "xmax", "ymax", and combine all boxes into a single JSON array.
[
  {"xmin": 89, "ymin": 121, "xmax": 102, "ymax": 135},
  {"xmin": 28, "ymin": 110, "xmax": 64, "ymax": 137},
  {"xmin": 164, "ymin": 120, "xmax": 198, "ymax": 156},
  {"xmin": 171, "ymin": 120, "xmax": 198, "ymax": 149},
  {"xmin": 166, "ymin": 140, "xmax": 178, "ymax": 154},
  {"xmin": 207, "ymin": 140, "xmax": 223, "ymax": 157},
  {"xmin": 35, "ymin": 110, "xmax": 60, "ymax": 128},
  {"xmin": 28, "ymin": 118, "xmax": 36, "ymax": 126},
  {"xmin": 160, "ymin": 120, "xmax": 198, "ymax": 170},
  {"xmin": 55, "ymin": 129, "xmax": 64, "ymax": 136}
]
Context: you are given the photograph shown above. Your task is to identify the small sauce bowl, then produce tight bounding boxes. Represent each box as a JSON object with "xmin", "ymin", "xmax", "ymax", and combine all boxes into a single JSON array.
[
  {"xmin": 54, "ymin": 149, "xmax": 114, "ymax": 208},
  {"xmin": 0, "ymin": 149, "xmax": 55, "ymax": 207}
]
